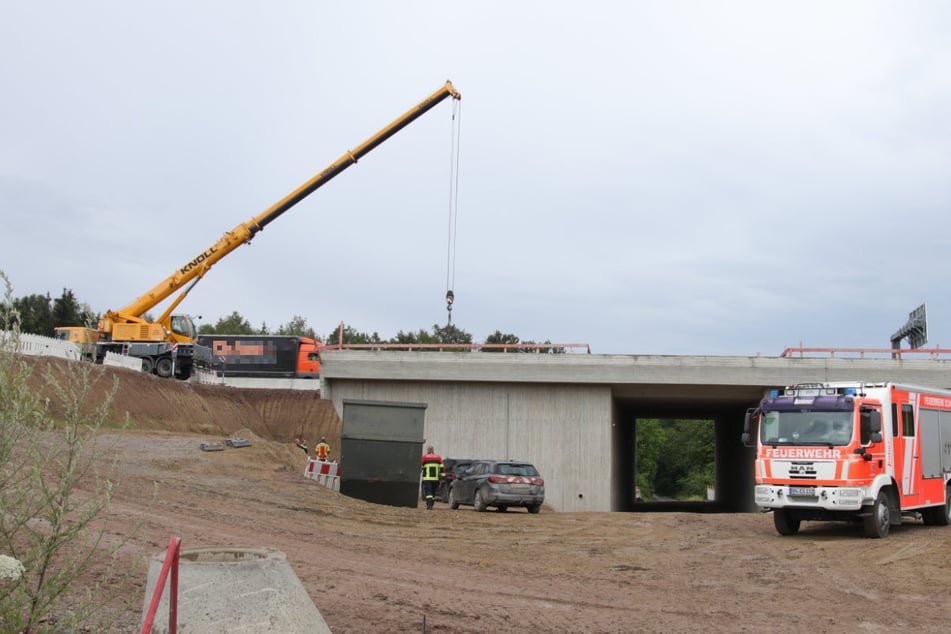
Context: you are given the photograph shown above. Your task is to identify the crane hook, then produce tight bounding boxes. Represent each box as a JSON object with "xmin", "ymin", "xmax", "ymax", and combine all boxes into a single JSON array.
[{"xmin": 446, "ymin": 290, "xmax": 454, "ymax": 324}]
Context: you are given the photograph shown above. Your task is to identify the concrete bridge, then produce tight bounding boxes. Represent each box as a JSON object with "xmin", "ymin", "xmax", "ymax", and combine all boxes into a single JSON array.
[{"xmin": 318, "ymin": 349, "xmax": 951, "ymax": 513}]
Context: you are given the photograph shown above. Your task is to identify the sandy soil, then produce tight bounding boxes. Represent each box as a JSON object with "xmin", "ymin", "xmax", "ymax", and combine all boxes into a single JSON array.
[{"xmin": 23, "ymin": 359, "xmax": 951, "ymax": 633}]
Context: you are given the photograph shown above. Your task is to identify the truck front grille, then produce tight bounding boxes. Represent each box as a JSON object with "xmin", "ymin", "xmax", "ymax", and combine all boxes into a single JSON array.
[{"xmin": 787, "ymin": 462, "xmax": 817, "ymax": 480}]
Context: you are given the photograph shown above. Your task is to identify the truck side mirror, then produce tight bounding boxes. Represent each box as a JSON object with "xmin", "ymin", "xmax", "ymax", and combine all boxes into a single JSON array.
[
  {"xmin": 869, "ymin": 409, "xmax": 882, "ymax": 444},
  {"xmin": 741, "ymin": 408, "xmax": 759, "ymax": 447}
]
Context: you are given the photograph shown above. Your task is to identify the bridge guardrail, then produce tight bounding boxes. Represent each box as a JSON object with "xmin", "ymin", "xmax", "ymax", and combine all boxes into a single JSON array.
[{"xmin": 780, "ymin": 346, "xmax": 951, "ymax": 360}]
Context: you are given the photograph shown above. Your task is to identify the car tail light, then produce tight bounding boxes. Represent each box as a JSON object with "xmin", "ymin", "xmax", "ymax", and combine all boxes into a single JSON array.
[{"xmin": 487, "ymin": 475, "xmax": 544, "ymax": 485}]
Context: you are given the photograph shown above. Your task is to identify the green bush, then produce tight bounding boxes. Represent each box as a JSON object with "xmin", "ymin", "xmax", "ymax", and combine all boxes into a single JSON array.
[{"xmin": 0, "ymin": 271, "xmax": 142, "ymax": 633}]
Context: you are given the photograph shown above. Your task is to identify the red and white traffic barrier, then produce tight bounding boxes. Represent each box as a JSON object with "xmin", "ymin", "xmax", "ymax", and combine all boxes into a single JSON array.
[{"xmin": 304, "ymin": 459, "xmax": 340, "ymax": 491}]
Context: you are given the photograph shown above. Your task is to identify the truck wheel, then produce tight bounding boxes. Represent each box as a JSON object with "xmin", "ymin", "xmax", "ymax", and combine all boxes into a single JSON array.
[
  {"xmin": 140, "ymin": 357, "xmax": 154, "ymax": 374},
  {"xmin": 940, "ymin": 487, "xmax": 951, "ymax": 526},
  {"xmin": 863, "ymin": 491, "xmax": 890, "ymax": 538},
  {"xmin": 155, "ymin": 357, "xmax": 174, "ymax": 378},
  {"xmin": 923, "ymin": 487, "xmax": 951, "ymax": 526},
  {"xmin": 773, "ymin": 509, "xmax": 800, "ymax": 535}
]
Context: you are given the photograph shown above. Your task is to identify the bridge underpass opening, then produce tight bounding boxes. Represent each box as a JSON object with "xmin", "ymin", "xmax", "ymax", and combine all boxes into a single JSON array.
[
  {"xmin": 631, "ymin": 418, "xmax": 717, "ymax": 509},
  {"xmin": 612, "ymin": 387, "xmax": 761, "ymax": 513}
]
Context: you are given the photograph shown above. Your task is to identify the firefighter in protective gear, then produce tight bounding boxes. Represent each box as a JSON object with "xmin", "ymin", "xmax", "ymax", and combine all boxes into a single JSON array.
[
  {"xmin": 420, "ymin": 445, "xmax": 445, "ymax": 510},
  {"xmin": 315, "ymin": 436, "xmax": 331, "ymax": 461}
]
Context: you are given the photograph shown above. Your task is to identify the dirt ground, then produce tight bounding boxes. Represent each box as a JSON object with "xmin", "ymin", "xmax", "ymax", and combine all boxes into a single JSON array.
[{"xmin": 23, "ymin": 358, "xmax": 951, "ymax": 633}]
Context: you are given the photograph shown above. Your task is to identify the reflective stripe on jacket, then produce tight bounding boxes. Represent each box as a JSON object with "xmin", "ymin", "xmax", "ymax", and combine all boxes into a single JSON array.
[{"xmin": 421, "ymin": 453, "xmax": 444, "ymax": 481}]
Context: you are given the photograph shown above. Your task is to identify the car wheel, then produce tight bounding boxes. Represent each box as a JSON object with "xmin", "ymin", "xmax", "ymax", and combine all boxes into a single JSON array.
[
  {"xmin": 863, "ymin": 490, "xmax": 890, "ymax": 538},
  {"xmin": 527, "ymin": 504, "xmax": 541, "ymax": 514},
  {"xmin": 448, "ymin": 487, "xmax": 460, "ymax": 510},
  {"xmin": 473, "ymin": 488, "xmax": 487, "ymax": 512},
  {"xmin": 495, "ymin": 505, "xmax": 507, "ymax": 513}
]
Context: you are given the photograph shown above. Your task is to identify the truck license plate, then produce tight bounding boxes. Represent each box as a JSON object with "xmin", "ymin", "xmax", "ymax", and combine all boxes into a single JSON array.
[{"xmin": 788, "ymin": 486, "xmax": 815, "ymax": 496}]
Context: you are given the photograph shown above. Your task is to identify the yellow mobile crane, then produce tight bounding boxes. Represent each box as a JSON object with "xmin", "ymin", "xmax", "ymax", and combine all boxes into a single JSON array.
[{"xmin": 56, "ymin": 81, "xmax": 461, "ymax": 378}]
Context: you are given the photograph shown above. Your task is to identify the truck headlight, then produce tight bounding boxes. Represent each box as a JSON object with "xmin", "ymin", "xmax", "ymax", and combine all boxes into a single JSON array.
[
  {"xmin": 754, "ymin": 486, "xmax": 772, "ymax": 505},
  {"xmin": 837, "ymin": 488, "xmax": 862, "ymax": 500}
]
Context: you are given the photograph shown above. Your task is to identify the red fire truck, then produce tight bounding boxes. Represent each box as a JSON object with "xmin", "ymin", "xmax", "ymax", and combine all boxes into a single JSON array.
[{"xmin": 742, "ymin": 382, "xmax": 951, "ymax": 538}]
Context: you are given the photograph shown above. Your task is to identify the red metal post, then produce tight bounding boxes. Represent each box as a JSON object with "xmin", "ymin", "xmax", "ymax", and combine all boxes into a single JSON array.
[
  {"xmin": 169, "ymin": 537, "xmax": 180, "ymax": 634},
  {"xmin": 140, "ymin": 536, "xmax": 182, "ymax": 634}
]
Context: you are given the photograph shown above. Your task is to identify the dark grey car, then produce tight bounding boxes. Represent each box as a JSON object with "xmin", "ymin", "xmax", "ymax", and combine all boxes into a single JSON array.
[
  {"xmin": 436, "ymin": 458, "xmax": 476, "ymax": 503},
  {"xmin": 448, "ymin": 460, "xmax": 544, "ymax": 513}
]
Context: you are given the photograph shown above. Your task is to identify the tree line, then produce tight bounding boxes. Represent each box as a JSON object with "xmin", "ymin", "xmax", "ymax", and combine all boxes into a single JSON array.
[
  {"xmin": 635, "ymin": 419, "xmax": 716, "ymax": 502},
  {"xmin": 9, "ymin": 288, "xmax": 94, "ymax": 338},
  {"xmin": 9, "ymin": 289, "xmax": 561, "ymax": 352}
]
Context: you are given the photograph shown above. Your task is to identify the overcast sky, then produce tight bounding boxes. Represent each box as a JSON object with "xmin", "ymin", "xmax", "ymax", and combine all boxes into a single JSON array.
[{"xmin": 2, "ymin": 2, "xmax": 950, "ymax": 355}]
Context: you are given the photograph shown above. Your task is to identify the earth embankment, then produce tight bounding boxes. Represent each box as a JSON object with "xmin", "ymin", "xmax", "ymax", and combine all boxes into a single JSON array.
[{"xmin": 26, "ymin": 356, "xmax": 341, "ymax": 445}]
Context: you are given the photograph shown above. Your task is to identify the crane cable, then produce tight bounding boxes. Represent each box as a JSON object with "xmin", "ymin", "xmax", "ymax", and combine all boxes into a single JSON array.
[{"xmin": 445, "ymin": 98, "xmax": 462, "ymax": 325}]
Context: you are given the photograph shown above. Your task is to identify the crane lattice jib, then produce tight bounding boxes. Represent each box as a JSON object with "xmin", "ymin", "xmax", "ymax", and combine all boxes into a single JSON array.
[{"xmin": 110, "ymin": 81, "xmax": 461, "ymax": 323}]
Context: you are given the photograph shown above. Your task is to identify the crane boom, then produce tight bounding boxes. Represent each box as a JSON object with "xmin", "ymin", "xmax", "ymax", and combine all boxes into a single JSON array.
[
  {"xmin": 102, "ymin": 80, "xmax": 460, "ymax": 333},
  {"xmin": 57, "ymin": 80, "xmax": 461, "ymax": 379}
]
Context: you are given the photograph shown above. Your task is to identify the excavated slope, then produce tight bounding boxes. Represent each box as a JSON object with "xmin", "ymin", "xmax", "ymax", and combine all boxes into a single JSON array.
[{"xmin": 22, "ymin": 356, "xmax": 341, "ymax": 446}]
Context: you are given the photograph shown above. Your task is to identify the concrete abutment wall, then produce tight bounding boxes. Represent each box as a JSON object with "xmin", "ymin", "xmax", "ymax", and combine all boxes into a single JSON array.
[
  {"xmin": 325, "ymin": 379, "xmax": 615, "ymax": 513},
  {"xmin": 322, "ymin": 376, "xmax": 758, "ymax": 513}
]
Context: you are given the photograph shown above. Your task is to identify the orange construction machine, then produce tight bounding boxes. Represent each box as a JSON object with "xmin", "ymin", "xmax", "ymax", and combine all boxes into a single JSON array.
[{"xmin": 197, "ymin": 334, "xmax": 322, "ymax": 379}]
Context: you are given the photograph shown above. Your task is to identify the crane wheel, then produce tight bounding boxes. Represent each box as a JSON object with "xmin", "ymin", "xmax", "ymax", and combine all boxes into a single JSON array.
[{"xmin": 155, "ymin": 357, "xmax": 174, "ymax": 378}]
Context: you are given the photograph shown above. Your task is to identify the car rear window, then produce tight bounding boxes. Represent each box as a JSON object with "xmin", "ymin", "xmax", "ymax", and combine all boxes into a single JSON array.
[{"xmin": 495, "ymin": 464, "xmax": 539, "ymax": 477}]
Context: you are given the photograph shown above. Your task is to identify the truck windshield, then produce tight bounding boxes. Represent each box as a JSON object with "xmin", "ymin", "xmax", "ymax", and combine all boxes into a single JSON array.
[{"xmin": 760, "ymin": 410, "xmax": 854, "ymax": 446}]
